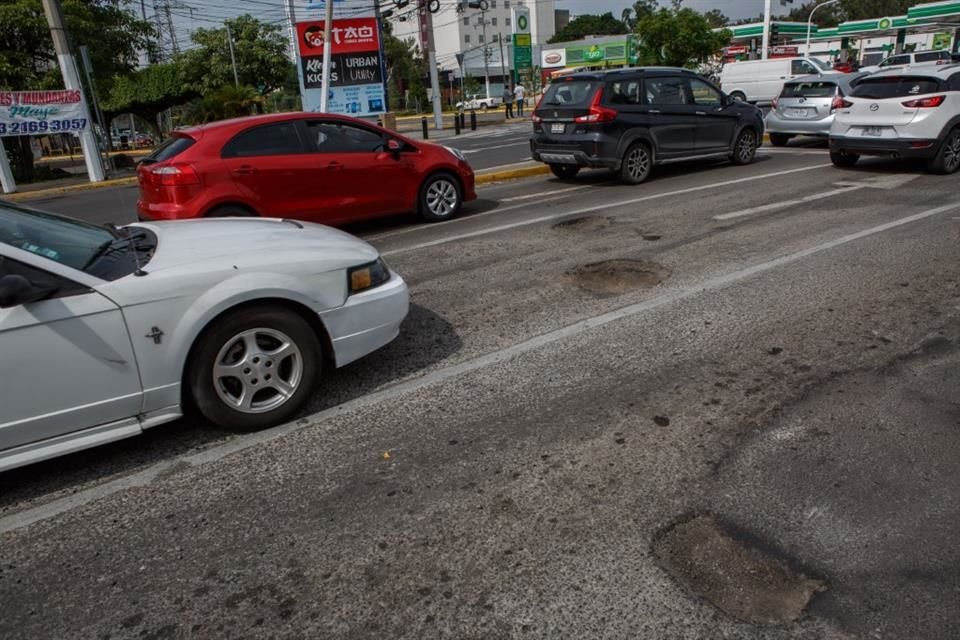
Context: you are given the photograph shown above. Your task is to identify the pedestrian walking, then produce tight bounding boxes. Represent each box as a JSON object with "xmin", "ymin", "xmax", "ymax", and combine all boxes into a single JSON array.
[
  {"xmin": 502, "ymin": 86, "xmax": 514, "ymax": 119},
  {"xmin": 513, "ymin": 82, "xmax": 526, "ymax": 117}
]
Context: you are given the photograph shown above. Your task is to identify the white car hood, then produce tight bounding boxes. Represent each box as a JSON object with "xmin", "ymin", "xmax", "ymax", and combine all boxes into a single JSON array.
[{"xmin": 131, "ymin": 218, "xmax": 379, "ymax": 273}]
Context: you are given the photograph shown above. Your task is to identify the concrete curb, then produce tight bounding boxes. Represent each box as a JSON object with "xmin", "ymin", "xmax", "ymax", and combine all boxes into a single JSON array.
[
  {"xmin": 475, "ymin": 164, "xmax": 550, "ymax": 185},
  {"xmin": 3, "ymin": 176, "xmax": 138, "ymax": 202}
]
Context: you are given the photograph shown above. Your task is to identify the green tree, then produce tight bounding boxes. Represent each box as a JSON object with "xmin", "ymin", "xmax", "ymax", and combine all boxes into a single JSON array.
[
  {"xmin": 183, "ymin": 84, "xmax": 262, "ymax": 124},
  {"xmin": 101, "ymin": 58, "xmax": 198, "ymax": 135},
  {"xmin": 548, "ymin": 12, "xmax": 629, "ymax": 44},
  {"xmin": 785, "ymin": 0, "xmax": 913, "ymax": 24},
  {"xmin": 0, "ymin": 0, "xmax": 152, "ymax": 181},
  {"xmin": 185, "ymin": 15, "xmax": 291, "ymax": 97},
  {"xmin": 635, "ymin": 7, "xmax": 731, "ymax": 68},
  {"xmin": 703, "ymin": 9, "xmax": 729, "ymax": 28},
  {"xmin": 381, "ymin": 23, "xmax": 427, "ymax": 111}
]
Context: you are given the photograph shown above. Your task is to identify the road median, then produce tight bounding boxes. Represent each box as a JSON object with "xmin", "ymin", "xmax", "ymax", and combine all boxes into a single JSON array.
[
  {"xmin": 3, "ymin": 176, "xmax": 138, "ymax": 202},
  {"xmin": 475, "ymin": 161, "xmax": 550, "ymax": 185}
]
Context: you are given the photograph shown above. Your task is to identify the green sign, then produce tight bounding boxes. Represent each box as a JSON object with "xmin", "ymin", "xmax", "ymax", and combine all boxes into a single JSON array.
[
  {"xmin": 514, "ymin": 46, "xmax": 533, "ymax": 69},
  {"xmin": 584, "ymin": 45, "xmax": 604, "ymax": 62}
]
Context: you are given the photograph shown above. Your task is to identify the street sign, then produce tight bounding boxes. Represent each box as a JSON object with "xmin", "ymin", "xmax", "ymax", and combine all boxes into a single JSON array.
[
  {"xmin": 512, "ymin": 6, "xmax": 532, "ymax": 71},
  {"xmin": 296, "ymin": 18, "xmax": 386, "ymax": 117},
  {"xmin": 0, "ymin": 90, "xmax": 90, "ymax": 137}
]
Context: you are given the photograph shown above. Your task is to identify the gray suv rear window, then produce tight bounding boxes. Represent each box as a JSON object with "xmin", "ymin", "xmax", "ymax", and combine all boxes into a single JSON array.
[
  {"xmin": 542, "ymin": 80, "xmax": 599, "ymax": 107},
  {"xmin": 851, "ymin": 76, "xmax": 943, "ymax": 99}
]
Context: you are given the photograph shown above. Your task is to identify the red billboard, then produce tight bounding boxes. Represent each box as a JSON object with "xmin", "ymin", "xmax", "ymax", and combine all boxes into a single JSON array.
[{"xmin": 296, "ymin": 18, "xmax": 380, "ymax": 56}]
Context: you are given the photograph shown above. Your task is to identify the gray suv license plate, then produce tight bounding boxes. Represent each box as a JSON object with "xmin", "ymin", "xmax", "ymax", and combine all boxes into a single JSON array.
[
  {"xmin": 541, "ymin": 153, "xmax": 577, "ymax": 164},
  {"xmin": 550, "ymin": 123, "xmax": 566, "ymax": 134}
]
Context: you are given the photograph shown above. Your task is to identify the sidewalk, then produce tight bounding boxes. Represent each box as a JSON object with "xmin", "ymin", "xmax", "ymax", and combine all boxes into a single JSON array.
[{"xmin": 3, "ymin": 169, "xmax": 137, "ymax": 202}]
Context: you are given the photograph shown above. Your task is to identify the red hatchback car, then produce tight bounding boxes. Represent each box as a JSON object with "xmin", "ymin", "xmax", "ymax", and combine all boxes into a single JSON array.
[{"xmin": 137, "ymin": 113, "xmax": 476, "ymax": 225}]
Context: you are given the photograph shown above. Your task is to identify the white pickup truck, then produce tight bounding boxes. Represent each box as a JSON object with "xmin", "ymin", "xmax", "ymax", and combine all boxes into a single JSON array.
[{"xmin": 456, "ymin": 94, "xmax": 502, "ymax": 112}]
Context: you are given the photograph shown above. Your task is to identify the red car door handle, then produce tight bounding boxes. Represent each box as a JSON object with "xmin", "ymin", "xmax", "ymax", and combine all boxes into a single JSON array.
[
  {"xmin": 326, "ymin": 161, "xmax": 343, "ymax": 171},
  {"xmin": 232, "ymin": 165, "xmax": 256, "ymax": 175}
]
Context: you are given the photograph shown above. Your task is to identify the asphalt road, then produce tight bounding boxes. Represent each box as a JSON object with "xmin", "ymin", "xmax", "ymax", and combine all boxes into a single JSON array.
[{"xmin": 2, "ymin": 145, "xmax": 959, "ymax": 639}]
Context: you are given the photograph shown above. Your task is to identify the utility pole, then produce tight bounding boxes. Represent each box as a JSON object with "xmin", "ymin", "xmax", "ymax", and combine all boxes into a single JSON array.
[
  {"xmin": 498, "ymin": 34, "xmax": 507, "ymax": 87},
  {"xmin": 41, "ymin": 0, "xmax": 104, "ymax": 182},
  {"xmin": 319, "ymin": 0, "xmax": 334, "ymax": 112},
  {"xmin": 421, "ymin": 2, "xmax": 443, "ymax": 130},
  {"xmin": 374, "ymin": 0, "xmax": 389, "ymax": 110},
  {"xmin": 481, "ymin": 7, "xmax": 491, "ymax": 98},
  {"xmin": 226, "ymin": 22, "xmax": 240, "ymax": 86},
  {"xmin": 163, "ymin": 1, "xmax": 179, "ymax": 55},
  {"xmin": 761, "ymin": 0, "xmax": 772, "ymax": 60}
]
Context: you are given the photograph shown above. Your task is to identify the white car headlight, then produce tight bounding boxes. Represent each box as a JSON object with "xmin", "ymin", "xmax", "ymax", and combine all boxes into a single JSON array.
[{"xmin": 444, "ymin": 145, "xmax": 466, "ymax": 162}]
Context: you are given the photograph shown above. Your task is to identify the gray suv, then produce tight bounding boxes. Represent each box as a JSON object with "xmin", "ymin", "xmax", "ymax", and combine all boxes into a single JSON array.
[{"xmin": 530, "ymin": 67, "xmax": 764, "ymax": 184}]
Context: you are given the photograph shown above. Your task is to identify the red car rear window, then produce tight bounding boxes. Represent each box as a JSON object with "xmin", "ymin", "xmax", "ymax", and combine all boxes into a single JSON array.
[{"xmin": 144, "ymin": 135, "xmax": 196, "ymax": 163}]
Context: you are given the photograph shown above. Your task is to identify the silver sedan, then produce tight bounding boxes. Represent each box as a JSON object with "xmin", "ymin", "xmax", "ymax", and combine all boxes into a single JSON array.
[
  {"xmin": 0, "ymin": 201, "xmax": 408, "ymax": 471},
  {"xmin": 765, "ymin": 73, "xmax": 867, "ymax": 146}
]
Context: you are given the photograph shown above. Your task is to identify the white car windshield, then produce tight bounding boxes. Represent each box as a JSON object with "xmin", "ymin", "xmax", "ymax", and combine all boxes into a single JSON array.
[{"xmin": 0, "ymin": 202, "xmax": 155, "ymax": 279}]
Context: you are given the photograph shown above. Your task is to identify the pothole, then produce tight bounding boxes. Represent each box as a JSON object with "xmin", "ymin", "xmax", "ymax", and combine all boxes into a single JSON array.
[
  {"xmin": 566, "ymin": 259, "xmax": 670, "ymax": 294},
  {"xmin": 653, "ymin": 514, "xmax": 826, "ymax": 626},
  {"xmin": 551, "ymin": 215, "xmax": 614, "ymax": 232}
]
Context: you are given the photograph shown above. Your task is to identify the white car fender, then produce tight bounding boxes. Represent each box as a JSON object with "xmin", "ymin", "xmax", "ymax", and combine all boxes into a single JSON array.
[{"xmin": 121, "ymin": 269, "xmax": 346, "ymax": 413}]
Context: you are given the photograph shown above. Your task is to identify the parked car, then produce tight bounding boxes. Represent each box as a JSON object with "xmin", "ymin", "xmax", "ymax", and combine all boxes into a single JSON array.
[
  {"xmin": 829, "ymin": 65, "xmax": 960, "ymax": 174},
  {"xmin": 456, "ymin": 94, "xmax": 502, "ymax": 112},
  {"xmin": 765, "ymin": 73, "xmax": 867, "ymax": 146},
  {"xmin": 859, "ymin": 50, "xmax": 953, "ymax": 74},
  {"xmin": 137, "ymin": 113, "xmax": 476, "ymax": 225},
  {"xmin": 0, "ymin": 199, "xmax": 408, "ymax": 472},
  {"xmin": 530, "ymin": 67, "xmax": 764, "ymax": 184},
  {"xmin": 720, "ymin": 57, "xmax": 837, "ymax": 103}
]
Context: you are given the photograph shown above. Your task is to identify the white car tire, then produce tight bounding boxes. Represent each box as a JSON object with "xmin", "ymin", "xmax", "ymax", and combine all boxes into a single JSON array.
[{"xmin": 188, "ymin": 305, "xmax": 322, "ymax": 431}]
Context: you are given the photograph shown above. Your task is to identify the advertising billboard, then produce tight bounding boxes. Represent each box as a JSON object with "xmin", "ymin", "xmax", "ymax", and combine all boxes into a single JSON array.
[{"xmin": 296, "ymin": 18, "xmax": 386, "ymax": 117}]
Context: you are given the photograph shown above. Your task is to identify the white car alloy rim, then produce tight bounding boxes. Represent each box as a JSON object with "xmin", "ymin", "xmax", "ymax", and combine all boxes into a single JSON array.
[
  {"xmin": 426, "ymin": 178, "xmax": 458, "ymax": 217},
  {"xmin": 944, "ymin": 132, "xmax": 960, "ymax": 172},
  {"xmin": 212, "ymin": 327, "xmax": 303, "ymax": 414}
]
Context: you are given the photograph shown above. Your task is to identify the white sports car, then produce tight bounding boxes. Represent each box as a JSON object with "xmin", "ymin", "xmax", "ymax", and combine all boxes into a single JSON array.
[{"xmin": 0, "ymin": 201, "xmax": 408, "ymax": 472}]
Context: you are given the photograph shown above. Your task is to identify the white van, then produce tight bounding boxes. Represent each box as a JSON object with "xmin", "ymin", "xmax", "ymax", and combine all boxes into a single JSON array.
[{"xmin": 720, "ymin": 57, "xmax": 837, "ymax": 103}]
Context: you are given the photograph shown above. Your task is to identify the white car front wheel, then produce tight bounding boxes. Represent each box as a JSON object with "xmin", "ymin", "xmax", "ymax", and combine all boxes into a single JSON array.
[{"xmin": 188, "ymin": 305, "xmax": 321, "ymax": 431}]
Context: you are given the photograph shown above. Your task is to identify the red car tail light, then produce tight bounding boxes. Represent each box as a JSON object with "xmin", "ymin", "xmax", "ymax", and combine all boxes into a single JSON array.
[
  {"xmin": 901, "ymin": 95, "xmax": 945, "ymax": 108},
  {"xmin": 149, "ymin": 163, "xmax": 200, "ymax": 186},
  {"xmin": 831, "ymin": 94, "xmax": 847, "ymax": 112},
  {"xmin": 574, "ymin": 88, "xmax": 617, "ymax": 124}
]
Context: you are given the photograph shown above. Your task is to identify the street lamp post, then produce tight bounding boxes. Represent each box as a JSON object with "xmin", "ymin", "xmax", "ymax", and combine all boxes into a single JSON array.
[{"xmin": 806, "ymin": 0, "xmax": 840, "ymax": 56}]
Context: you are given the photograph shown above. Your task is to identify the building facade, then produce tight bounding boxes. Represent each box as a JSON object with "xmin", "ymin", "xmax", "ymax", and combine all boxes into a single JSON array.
[{"xmin": 390, "ymin": 0, "xmax": 556, "ymax": 94}]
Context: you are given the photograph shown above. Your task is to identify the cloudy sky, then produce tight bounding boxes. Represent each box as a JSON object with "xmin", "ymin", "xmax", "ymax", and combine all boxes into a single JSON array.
[{"xmin": 557, "ymin": 0, "xmax": 770, "ymax": 21}]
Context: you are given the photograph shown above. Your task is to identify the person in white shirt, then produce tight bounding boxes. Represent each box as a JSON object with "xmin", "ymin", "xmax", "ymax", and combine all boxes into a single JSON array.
[{"xmin": 513, "ymin": 83, "xmax": 526, "ymax": 117}]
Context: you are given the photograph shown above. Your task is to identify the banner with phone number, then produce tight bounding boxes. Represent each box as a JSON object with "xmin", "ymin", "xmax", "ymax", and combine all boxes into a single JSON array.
[{"xmin": 0, "ymin": 90, "xmax": 89, "ymax": 137}]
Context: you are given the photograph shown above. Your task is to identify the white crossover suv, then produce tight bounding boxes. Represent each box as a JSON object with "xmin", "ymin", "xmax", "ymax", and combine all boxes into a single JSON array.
[{"xmin": 829, "ymin": 65, "xmax": 960, "ymax": 173}]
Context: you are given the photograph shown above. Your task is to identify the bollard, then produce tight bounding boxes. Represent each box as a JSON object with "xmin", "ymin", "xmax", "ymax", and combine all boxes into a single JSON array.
[
  {"xmin": 454, "ymin": 113, "xmax": 461, "ymax": 135},
  {"xmin": 421, "ymin": 116, "xmax": 429, "ymax": 140},
  {"xmin": 459, "ymin": 112, "xmax": 466, "ymax": 130},
  {"xmin": 470, "ymin": 109, "xmax": 477, "ymax": 131}
]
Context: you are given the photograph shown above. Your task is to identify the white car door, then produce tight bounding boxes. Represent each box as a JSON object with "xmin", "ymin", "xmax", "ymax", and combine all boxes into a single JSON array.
[{"xmin": 0, "ymin": 254, "xmax": 143, "ymax": 452}]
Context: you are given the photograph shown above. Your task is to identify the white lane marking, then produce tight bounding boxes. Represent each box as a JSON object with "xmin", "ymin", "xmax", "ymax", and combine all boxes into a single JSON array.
[
  {"xmin": 462, "ymin": 141, "xmax": 530, "ymax": 154},
  {"xmin": 713, "ymin": 185, "xmax": 863, "ymax": 220},
  {"xmin": 366, "ymin": 185, "xmax": 603, "ymax": 242},
  {"xmin": 4, "ymin": 198, "xmax": 956, "ymax": 535},
  {"xmin": 381, "ymin": 163, "xmax": 833, "ymax": 257},
  {"xmin": 500, "ymin": 185, "xmax": 590, "ymax": 202}
]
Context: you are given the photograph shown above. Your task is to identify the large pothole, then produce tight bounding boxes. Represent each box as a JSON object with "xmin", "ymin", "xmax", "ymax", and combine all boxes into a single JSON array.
[
  {"xmin": 551, "ymin": 215, "xmax": 614, "ymax": 232},
  {"xmin": 653, "ymin": 514, "xmax": 826, "ymax": 626},
  {"xmin": 566, "ymin": 259, "xmax": 670, "ymax": 294}
]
